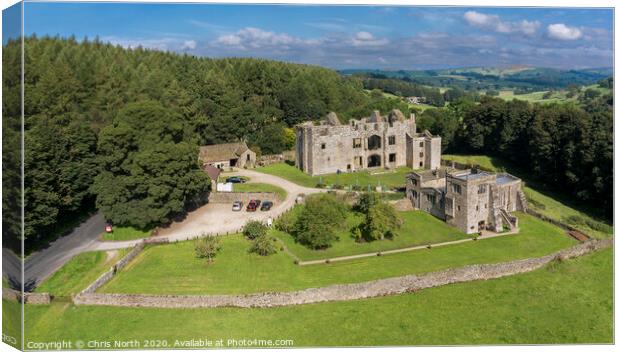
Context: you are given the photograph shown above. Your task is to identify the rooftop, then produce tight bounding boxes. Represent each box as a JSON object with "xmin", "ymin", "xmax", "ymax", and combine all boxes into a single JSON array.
[{"xmin": 199, "ymin": 141, "xmax": 250, "ymax": 163}]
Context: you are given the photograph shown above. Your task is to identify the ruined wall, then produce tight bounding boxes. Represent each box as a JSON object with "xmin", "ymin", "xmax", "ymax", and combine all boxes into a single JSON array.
[
  {"xmin": 2, "ymin": 288, "xmax": 51, "ymax": 304},
  {"xmin": 73, "ymin": 239, "xmax": 611, "ymax": 308}
]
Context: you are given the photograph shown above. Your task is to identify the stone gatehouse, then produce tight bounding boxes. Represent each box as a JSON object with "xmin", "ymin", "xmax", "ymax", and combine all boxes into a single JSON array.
[
  {"xmin": 295, "ymin": 110, "xmax": 441, "ymax": 176},
  {"xmin": 406, "ymin": 167, "xmax": 528, "ymax": 234}
]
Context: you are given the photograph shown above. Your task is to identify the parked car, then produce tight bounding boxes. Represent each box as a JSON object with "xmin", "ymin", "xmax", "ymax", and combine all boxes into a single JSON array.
[
  {"xmin": 260, "ymin": 201, "xmax": 273, "ymax": 211},
  {"xmin": 246, "ymin": 200, "xmax": 258, "ymax": 212},
  {"xmin": 226, "ymin": 176, "xmax": 246, "ymax": 184},
  {"xmin": 232, "ymin": 201, "xmax": 243, "ymax": 211},
  {"xmin": 104, "ymin": 223, "xmax": 113, "ymax": 233},
  {"xmin": 253, "ymin": 199, "xmax": 262, "ymax": 208}
]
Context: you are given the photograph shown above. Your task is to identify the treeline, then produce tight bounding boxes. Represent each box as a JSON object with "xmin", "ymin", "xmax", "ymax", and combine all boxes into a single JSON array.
[
  {"xmin": 418, "ymin": 92, "xmax": 613, "ymax": 218},
  {"xmin": 357, "ymin": 76, "xmax": 480, "ymax": 106},
  {"xmin": 3, "ymin": 36, "xmax": 407, "ymax": 251}
]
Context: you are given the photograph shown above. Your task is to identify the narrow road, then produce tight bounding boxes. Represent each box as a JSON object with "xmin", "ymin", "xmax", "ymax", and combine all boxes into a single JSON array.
[{"xmin": 22, "ymin": 213, "xmax": 106, "ymax": 285}]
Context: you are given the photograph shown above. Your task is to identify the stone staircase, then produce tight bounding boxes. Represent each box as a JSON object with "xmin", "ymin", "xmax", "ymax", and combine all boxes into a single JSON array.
[{"xmin": 516, "ymin": 190, "xmax": 528, "ymax": 212}]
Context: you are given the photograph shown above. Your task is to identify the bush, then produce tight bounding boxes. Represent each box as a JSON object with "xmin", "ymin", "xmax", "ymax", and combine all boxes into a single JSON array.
[
  {"xmin": 316, "ymin": 182, "xmax": 326, "ymax": 188},
  {"xmin": 275, "ymin": 209, "xmax": 296, "ymax": 233},
  {"xmin": 360, "ymin": 201, "xmax": 402, "ymax": 241},
  {"xmin": 249, "ymin": 234, "xmax": 277, "ymax": 256},
  {"xmin": 332, "ymin": 184, "xmax": 344, "ymax": 190},
  {"xmin": 195, "ymin": 236, "xmax": 221, "ymax": 263},
  {"xmin": 293, "ymin": 193, "xmax": 348, "ymax": 249},
  {"xmin": 243, "ymin": 220, "xmax": 267, "ymax": 240},
  {"xmin": 354, "ymin": 192, "xmax": 380, "ymax": 213}
]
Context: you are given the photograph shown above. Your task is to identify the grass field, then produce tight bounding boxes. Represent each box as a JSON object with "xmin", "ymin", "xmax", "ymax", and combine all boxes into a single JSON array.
[
  {"xmin": 273, "ymin": 209, "xmax": 470, "ymax": 261},
  {"xmin": 497, "ymin": 90, "xmax": 575, "ymax": 103},
  {"xmin": 101, "ymin": 226, "xmax": 151, "ymax": 241},
  {"xmin": 23, "ymin": 247, "xmax": 611, "ymax": 345},
  {"xmin": 35, "ymin": 249, "xmax": 129, "ymax": 297},
  {"xmin": 442, "ymin": 154, "xmax": 613, "ymax": 239},
  {"xmin": 232, "ymin": 182, "xmax": 287, "ymax": 200},
  {"xmin": 256, "ymin": 163, "xmax": 412, "ymax": 189},
  {"xmin": 99, "ymin": 212, "xmax": 574, "ymax": 295}
]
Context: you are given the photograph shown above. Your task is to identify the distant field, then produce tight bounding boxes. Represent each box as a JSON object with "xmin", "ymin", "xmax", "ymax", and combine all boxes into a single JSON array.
[
  {"xmin": 273, "ymin": 209, "xmax": 470, "ymax": 261},
  {"xmin": 442, "ymin": 154, "xmax": 613, "ymax": 239},
  {"xmin": 99, "ymin": 212, "xmax": 573, "ymax": 295},
  {"xmin": 23, "ymin": 245, "xmax": 611, "ymax": 346},
  {"xmin": 496, "ymin": 90, "xmax": 574, "ymax": 103},
  {"xmin": 256, "ymin": 163, "xmax": 412, "ymax": 190}
]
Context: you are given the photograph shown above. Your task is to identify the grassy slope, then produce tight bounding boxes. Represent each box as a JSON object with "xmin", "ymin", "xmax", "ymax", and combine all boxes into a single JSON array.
[
  {"xmin": 101, "ymin": 227, "xmax": 151, "ymax": 241},
  {"xmin": 35, "ymin": 249, "xmax": 129, "ymax": 297},
  {"xmin": 2, "ymin": 299, "xmax": 22, "ymax": 349},
  {"xmin": 24, "ymin": 248, "xmax": 612, "ymax": 345},
  {"xmin": 274, "ymin": 209, "xmax": 470, "ymax": 261},
  {"xmin": 256, "ymin": 163, "xmax": 412, "ymax": 189},
  {"xmin": 100, "ymin": 213, "xmax": 574, "ymax": 295},
  {"xmin": 232, "ymin": 182, "xmax": 287, "ymax": 200},
  {"xmin": 442, "ymin": 154, "xmax": 612, "ymax": 239}
]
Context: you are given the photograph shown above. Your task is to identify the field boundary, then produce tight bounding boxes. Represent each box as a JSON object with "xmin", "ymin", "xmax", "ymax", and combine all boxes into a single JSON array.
[
  {"xmin": 72, "ymin": 238, "xmax": 611, "ymax": 309},
  {"xmin": 295, "ymin": 229, "xmax": 515, "ymax": 265}
]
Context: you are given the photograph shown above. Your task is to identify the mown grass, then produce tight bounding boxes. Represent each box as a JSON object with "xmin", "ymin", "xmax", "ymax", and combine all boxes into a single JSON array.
[
  {"xmin": 99, "ymin": 212, "xmax": 574, "ymax": 295},
  {"xmin": 442, "ymin": 154, "xmax": 613, "ymax": 239},
  {"xmin": 101, "ymin": 227, "xmax": 151, "ymax": 241},
  {"xmin": 2, "ymin": 299, "xmax": 22, "ymax": 349},
  {"xmin": 497, "ymin": 90, "xmax": 575, "ymax": 103},
  {"xmin": 35, "ymin": 249, "xmax": 130, "ymax": 297},
  {"xmin": 24, "ymin": 248, "xmax": 612, "ymax": 345},
  {"xmin": 273, "ymin": 209, "xmax": 470, "ymax": 261},
  {"xmin": 232, "ymin": 182, "xmax": 287, "ymax": 200},
  {"xmin": 256, "ymin": 162, "xmax": 412, "ymax": 189}
]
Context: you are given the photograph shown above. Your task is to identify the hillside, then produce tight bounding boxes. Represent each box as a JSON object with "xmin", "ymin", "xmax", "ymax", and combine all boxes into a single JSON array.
[{"xmin": 340, "ymin": 67, "xmax": 612, "ymax": 91}]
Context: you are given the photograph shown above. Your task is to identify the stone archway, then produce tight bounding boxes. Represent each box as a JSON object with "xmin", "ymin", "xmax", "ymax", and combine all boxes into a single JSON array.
[
  {"xmin": 367, "ymin": 135, "xmax": 381, "ymax": 150},
  {"xmin": 368, "ymin": 154, "xmax": 381, "ymax": 168}
]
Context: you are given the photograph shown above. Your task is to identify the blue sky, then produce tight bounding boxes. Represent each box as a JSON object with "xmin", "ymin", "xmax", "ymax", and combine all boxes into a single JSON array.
[{"xmin": 15, "ymin": 2, "xmax": 614, "ymax": 69}]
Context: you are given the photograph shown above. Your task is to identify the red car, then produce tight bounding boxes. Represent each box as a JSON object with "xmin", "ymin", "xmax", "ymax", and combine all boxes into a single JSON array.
[{"xmin": 246, "ymin": 200, "xmax": 258, "ymax": 212}]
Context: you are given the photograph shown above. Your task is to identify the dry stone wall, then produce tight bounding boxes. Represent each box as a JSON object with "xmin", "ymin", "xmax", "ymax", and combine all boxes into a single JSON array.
[
  {"xmin": 2, "ymin": 287, "xmax": 51, "ymax": 304},
  {"xmin": 73, "ymin": 238, "xmax": 611, "ymax": 309}
]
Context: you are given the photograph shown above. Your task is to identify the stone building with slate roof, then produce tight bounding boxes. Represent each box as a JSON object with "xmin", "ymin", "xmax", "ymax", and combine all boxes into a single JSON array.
[{"xmin": 199, "ymin": 141, "xmax": 256, "ymax": 169}]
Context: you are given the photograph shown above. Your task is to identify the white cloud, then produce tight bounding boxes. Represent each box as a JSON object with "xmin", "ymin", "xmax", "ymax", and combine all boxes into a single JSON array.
[
  {"xmin": 351, "ymin": 31, "xmax": 389, "ymax": 47},
  {"xmin": 214, "ymin": 27, "xmax": 308, "ymax": 50},
  {"xmin": 181, "ymin": 40, "xmax": 197, "ymax": 50},
  {"xmin": 463, "ymin": 11, "xmax": 540, "ymax": 36},
  {"xmin": 547, "ymin": 23, "xmax": 583, "ymax": 40}
]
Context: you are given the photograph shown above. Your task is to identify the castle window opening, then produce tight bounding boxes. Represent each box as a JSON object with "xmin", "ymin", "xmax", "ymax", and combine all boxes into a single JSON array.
[
  {"xmin": 388, "ymin": 135, "xmax": 396, "ymax": 145},
  {"xmin": 368, "ymin": 135, "xmax": 381, "ymax": 150},
  {"xmin": 389, "ymin": 153, "xmax": 396, "ymax": 163}
]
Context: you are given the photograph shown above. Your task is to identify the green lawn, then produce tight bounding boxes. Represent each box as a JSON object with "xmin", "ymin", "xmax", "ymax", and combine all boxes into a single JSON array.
[
  {"xmin": 256, "ymin": 162, "xmax": 413, "ymax": 190},
  {"xmin": 101, "ymin": 227, "xmax": 151, "ymax": 241},
  {"xmin": 497, "ymin": 90, "xmax": 575, "ymax": 103},
  {"xmin": 2, "ymin": 299, "xmax": 22, "ymax": 349},
  {"xmin": 23, "ymin": 248, "xmax": 612, "ymax": 345},
  {"xmin": 99, "ymin": 212, "xmax": 574, "ymax": 295},
  {"xmin": 274, "ymin": 209, "xmax": 470, "ymax": 261},
  {"xmin": 35, "ymin": 249, "xmax": 129, "ymax": 297},
  {"xmin": 442, "ymin": 154, "xmax": 613, "ymax": 239},
  {"xmin": 232, "ymin": 182, "xmax": 287, "ymax": 200}
]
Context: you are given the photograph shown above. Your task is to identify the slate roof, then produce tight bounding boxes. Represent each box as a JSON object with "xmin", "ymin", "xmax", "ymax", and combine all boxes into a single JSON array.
[
  {"xmin": 203, "ymin": 164, "xmax": 221, "ymax": 181},
  {"xmin": 199, "ymin": 142, "xmax": 251, "ymax": 163}
]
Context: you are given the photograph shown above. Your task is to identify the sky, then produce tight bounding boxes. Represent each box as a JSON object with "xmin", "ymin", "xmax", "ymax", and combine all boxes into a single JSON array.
[{"xmin": 12, "ymin": 2, "xmax": 614, "ymax": 69}]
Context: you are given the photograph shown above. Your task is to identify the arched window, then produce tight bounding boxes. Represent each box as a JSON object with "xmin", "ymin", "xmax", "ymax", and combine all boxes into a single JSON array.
[{"xmin": 367, "ymin": 135, "xmax": 381, "ymax": 150}]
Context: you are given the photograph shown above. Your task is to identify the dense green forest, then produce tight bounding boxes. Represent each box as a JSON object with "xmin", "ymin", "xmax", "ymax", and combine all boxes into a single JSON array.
[{"xmin": 2, "ymin": 36, "xmax": 409, "ymax": 251}]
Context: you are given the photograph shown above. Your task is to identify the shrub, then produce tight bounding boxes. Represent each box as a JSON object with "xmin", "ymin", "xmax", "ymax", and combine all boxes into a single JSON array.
[
  {"xmin": 332, "ymin": 184, "xmax": 344, "ymax": 190},
  {"xmin": 243, "ymin": 220, "xmax": 267, "ymax": 240},
  {"xmin": 354, "ymin": 192, "xmax": 380, "ymax": 213},
  {"xmin": 564, "ymin": 215, "xmax": 585, "ymax": 226},
  {"xmin": 316, "ymin": 182, "xmax": 326, "ymax": 188},
  {"xmin": 195, "ymin": 236, "xmax": 221, "ymax": 263},
  {"xmin": 351, "ymin": 227, "xmax": 363, "ymax": 243},
  {"xmin": 275, "ymin": 209, "xmax": 296, "ymax": 233},
  {"xmin": 293, "ymin": 193, "xmax": 348, "ymax": 249},
  {"xmin": 360, "ymin": 201, "xmax": 402, "ymax": 241},
  {"xmin": 249, "ymin": 234, "xmax": 277, "ymax": 256}
]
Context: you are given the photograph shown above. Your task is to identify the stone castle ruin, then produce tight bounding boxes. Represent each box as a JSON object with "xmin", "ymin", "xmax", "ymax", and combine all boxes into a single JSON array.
[{"xmin": 295, "ymin": 109, "xmax": 441, "ymax": 176}]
